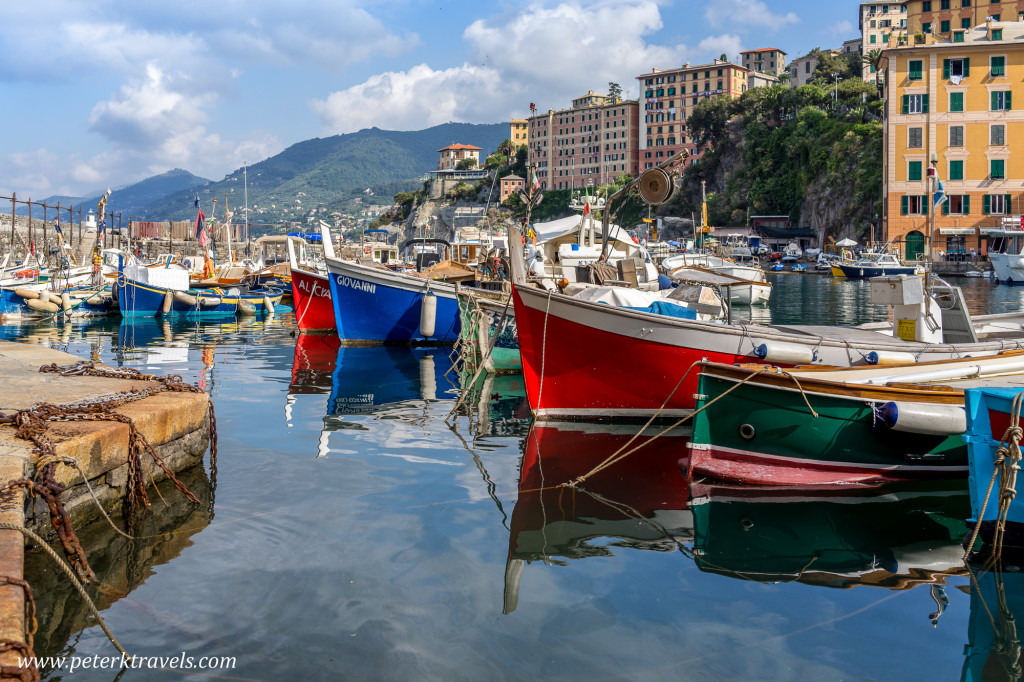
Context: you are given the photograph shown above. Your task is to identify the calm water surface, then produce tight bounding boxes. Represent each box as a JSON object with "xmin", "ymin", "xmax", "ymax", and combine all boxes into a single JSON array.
[{"xmin": 6, "ymin": 275, "xmax": 1024, "ymax": 681}]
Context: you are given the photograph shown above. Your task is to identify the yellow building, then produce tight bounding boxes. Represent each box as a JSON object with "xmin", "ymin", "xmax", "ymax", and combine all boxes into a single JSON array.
[
  {"xmin": 905, "ymin": 0, "xmax": 1024, "ymax": 37},
  {"xmin": 884, "ymin": 20, "xmax": 1023, "ymax": 259},
  {"xmin": 510, "ymin": 118, "xmax": 529, "ymax": 148}
]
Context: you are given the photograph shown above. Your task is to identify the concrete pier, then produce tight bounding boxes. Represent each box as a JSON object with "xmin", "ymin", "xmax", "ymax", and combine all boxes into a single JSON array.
[{"xmin": 0, "ymin": 341, "xmax": 211, "ymax": 674}]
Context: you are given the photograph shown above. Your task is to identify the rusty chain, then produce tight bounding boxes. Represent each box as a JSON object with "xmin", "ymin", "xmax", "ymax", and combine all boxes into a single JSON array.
[
  {"xmin": 0, "ymin": 577, "xmax": 36, "ymax": 652},
  {"xmin": 0, "ymin": 639, "xmax": 38, "ymax": 682}
]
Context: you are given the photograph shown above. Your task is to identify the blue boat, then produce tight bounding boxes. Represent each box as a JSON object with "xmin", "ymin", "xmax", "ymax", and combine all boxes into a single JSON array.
[
  {"xmin": 0, "ymin": 283, "xmax": 117, "ymax": 319},
  {"xmin": 835, "ymin": 252, "xmax": 925, "ymax": 280},
  {"xmin": 963, "ymin": 386, "xmax": 1024, "ymax": 557},
  {"xmin": 769, "ymin": 262, "xmax": 784, "ymax": 272},
  {"xmin": 790, "ymin": 263, "xmax": 806, "ymax": 272},
  {"xmin": 116, "ymin": 259, "xmax": 239, "ymax": 318},
  {"xmin": 324, "ymin": 257, "xmax": 460, "ymax": 344}
]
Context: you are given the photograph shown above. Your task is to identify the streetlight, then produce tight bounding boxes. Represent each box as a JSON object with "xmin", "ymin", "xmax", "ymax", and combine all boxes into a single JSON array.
[{"xmin": 832, "ymin": 73, "xmax": 840, "ymax": 103}]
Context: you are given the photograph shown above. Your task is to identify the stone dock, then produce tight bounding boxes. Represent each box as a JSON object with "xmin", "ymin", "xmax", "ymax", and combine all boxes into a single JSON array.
[{"xmin": 0, "ymin": 341, "xmax": 211, "ymax": 676}]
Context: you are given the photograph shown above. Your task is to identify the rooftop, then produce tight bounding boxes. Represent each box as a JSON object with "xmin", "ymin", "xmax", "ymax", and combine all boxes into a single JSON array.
[
  {"xmin": 740, "ymin": 47, "xmax": 788, "ymax": 55},
  {"xmin": 437, "ymin": 143, "xmax": 482, "ymax": 152}
]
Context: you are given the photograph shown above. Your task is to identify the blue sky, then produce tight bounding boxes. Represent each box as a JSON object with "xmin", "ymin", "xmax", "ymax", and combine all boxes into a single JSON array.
[{"xmin": 0, "ymin": 0, "xmax": 858, "ymax": 199}]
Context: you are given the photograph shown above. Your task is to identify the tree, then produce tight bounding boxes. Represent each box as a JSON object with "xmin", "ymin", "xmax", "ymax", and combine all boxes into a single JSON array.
[
  {"xmin": 456, "ymin": 158, "xmax": 477, "ymax": 170},
  {"xmin": 862, "ymin": 49, "xmax": 885, "ymax": 98},
  {"xmin": 687, "ymin": 96, "xmax": 731, "ymax": 148},
  {"xmin": 608, "ymin": 82, "xmax": 623, "ymax": 102}
]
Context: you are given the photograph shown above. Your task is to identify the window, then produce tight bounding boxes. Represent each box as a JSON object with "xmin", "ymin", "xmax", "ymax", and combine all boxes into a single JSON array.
[
  {"xmin": 943, "ymin": 58, "xmax": 970, "ymax": 79},
  {"xmin": 954, "ymin": 31, "xmax": 965, "ymax": 42},
  {"xmin": 992, "ymin": 28, "xmax": 1004, "ymax": 40},
  {"xmin": 940, "ymin": 0, "xmax": 949, "ymax": 8},
  {"xmin": 923, "ymin": 22, "xmax": 932, "ymax": 34},
  {"xmin": 909, "ymin": 161, "xmax": 923, "ymax": 181},
  {"xmin": 963, "ymin": 0, "xmax": 970, "ymax": 5},
  {"xmin": 950, "ymin": 92, "xmax": 964, "ymax": 112},
  {"xmin": 993, "ymin": 14, "xmax": 1001, "ymax": 21},
  {"xmin": 950, "ymin": 125, "xmax": 964, "ymax": 146},
  {"xmin": 949, "ymin": 159, "xmax": 964, "ymax": 180},
  {"xmin": 909, "ymin": 60, "xmax": 923, "ymax": 80},
  {"xmin": 962, "ymin": 18, "xmax": 972, "ymax": 29},
  {"xmin": 985, "ymin": 194, "xmax": 1011, "ymax": 215},
  {"xmin": 941, "ymin": 20, "xmax": 950, "ymax": 32},
  {"xmin": 902, "ymin": 93, "xmax": 929, "ymax": 113},
  {"xmin": 870, "ymin": 34, "xmax": 877, "ymax": 43},
  {"xmin": 992, "ymin": 90, "xmax": 1012, "ymax": 111},
  {"xmin": 908, "ymin": 127, "xmax": 923, "ymax": 147},
  {"xmin": 944, "ymin": 195, "xmax": 970, "ymax": 215},
  {"xmin": 992, "ymin": 56, "xmax": 1006, "ymax": 77},
  {"xmin": 902, "ymin": 195, "xmax": 926, "ymax": 214},
  {"xmin": 884, "ymin": 33, "xmax": 890, "ymax": 43},
  {"xmin": 992, "ymin": 124, "xmax": 1006, "ymax": 146},
  {"xmin": 922, "ymin": 0, "xmax": 931, "ymax": 9},
  {"xmin": 991, "ymin": 159, "xmax": 1006, "ymax": 179}
]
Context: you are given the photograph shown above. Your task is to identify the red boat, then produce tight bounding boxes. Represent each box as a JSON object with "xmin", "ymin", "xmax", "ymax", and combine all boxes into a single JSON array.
[
  {"xmin": 291, "ymin": 266, "xmax": 335, "ymax": 334},
  {"xmin": 507, "ymin": 227, "xmax": 1024, "ymax": 421}
]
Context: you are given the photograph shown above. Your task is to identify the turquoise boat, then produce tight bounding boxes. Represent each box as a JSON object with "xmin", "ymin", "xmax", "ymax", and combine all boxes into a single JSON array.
[{"xmin": 456, "ymin": 288, "xmax": 520, "ymax": 374}]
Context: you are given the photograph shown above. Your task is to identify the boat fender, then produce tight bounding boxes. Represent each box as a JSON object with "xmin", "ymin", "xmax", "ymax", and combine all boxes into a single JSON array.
[
  {"xmin": 162, "ymin": 291, "xmax": 173, "ymax": 315},
  {"xmin": 865, "ymin": 350, "xmax": 918, "ymax": 366},
  {"xmin": 1015, "ymin": 257, "xmax": 1024, "ymax": 269},
  {"xmin": 38, "ymin": 290, "xmax": 50, "ymax": 304},
  {"xmin": 13, "ymin": 288, "xmax": 39, "ymax": 300},
  {"xmin": 61, "ymin": 293, "xmax": 72, "ymax": 311},
  {"xmin": 263, "ymin": 295, "xmax": 275, "ymax": 316},
  {"xmin": 25, "ymin": 299, "xmax": 59, "ymax": 314},
  {"xmin": 201, "ymin": 296, "xmax": 222, "ymax": 307},
  {"xmin": 173, "ymin": 291, "xmax": 198, "ymax": 307},
  {"xmin": 752, "ymin": 342, "xmax": 815, "ymax": 365},
  {"xmin": 419, "ymin": 291, "xmax": 437, "ymax": 338},
  {"xmin": 86, "ymin": 293, "xmax": 112, "ymax": 306},
  {"xmin": 238, "ymin": 299, "xmax": 257, "ymax": 315},
  {"xmin": 876, "ymin": 401, "xmax": 966, "ymax": 435}
]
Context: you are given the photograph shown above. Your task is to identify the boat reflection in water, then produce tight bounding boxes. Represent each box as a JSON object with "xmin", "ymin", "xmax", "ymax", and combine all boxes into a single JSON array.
[
  {"xmin": 454, "ymin": 369, "xmax": 532, "ymax": 439},
  {"xmin": 505, "ymin": 421, "xmax": 692, "ymax": 613},
  {"xmin": 961, "ymin": 567, "xmax": 1024, "ymax": 681},
  {"xmin": 315, "ymin": 345, "xmax": 459, "ymax": 457},
  {"xmin": 26, "ymin": 466, "xmax": 213, "ymax": 662},
  {"xmin": 689, "ymin": 480, "xmax": 969, "ymax": 593}
]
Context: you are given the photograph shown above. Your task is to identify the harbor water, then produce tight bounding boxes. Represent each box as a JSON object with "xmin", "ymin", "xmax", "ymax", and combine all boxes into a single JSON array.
[{"xmin": 8, "ymin": 274, "xmax": 1024, "ymax": 681}]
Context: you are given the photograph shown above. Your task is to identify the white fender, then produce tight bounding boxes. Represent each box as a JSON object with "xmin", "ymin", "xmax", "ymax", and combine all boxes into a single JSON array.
[
  {"xmin": 876, "ymin": 401, "xmax": 967, "ymax": 435},
  {"xmin": 61, "ymin": 293, "xmax": 72, "ymax": 311},
  {"xmin": 26, "ymin": 299, "xmax": 60, "ymax": 314},
  {"xmin": 419, "ymin": 290, "xmax": 437, "ymax": 338},
  {"xmin": 864, "ymin": 351, "xmax": 918, "ymax": 366},
  {"xmin": 162, "ymin": 291, "xmax": 173, "ymax": 315},
  {"xmin": 751, "ymin": 341, "xmax": 814, "ymax": 365},
  {"xmin": 13, "ymin": 288, "xmax": 39, "ymax": 300},
  {"xmin": 263, "ymin": 295, "xmax": 275, "ymax": 316},
  {"xmin": 173, "ymin": 291, "xmax": 198, "ymax": 307}
]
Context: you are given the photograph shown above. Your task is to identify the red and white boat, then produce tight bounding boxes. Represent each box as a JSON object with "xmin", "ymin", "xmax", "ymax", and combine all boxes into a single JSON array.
[
  {"xmin": 508, "ymin": 227, "xmax": 1024, "ymax": 420},
  {"xmin": 290, "ymin": 222, "xmax": 336, "ymax": 334}
]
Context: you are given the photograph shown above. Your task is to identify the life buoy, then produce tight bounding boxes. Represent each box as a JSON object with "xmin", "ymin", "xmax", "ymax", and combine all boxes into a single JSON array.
[
  {"xmin": 363, "ymin": 246, "xmax": 372, "ymax": 255},
  {"xmin": 15, "ymin": 269, "xmax": 38, "ymax": 279}
]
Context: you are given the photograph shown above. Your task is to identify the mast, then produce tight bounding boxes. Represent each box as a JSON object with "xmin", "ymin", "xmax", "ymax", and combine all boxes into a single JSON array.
[
  {"xmin": 224, "ymin": 194, "xmax": 234, "ymax": 264},
  {"xmin": 243, "ymin": 162, "xmax": 249, "ymax": 257}
]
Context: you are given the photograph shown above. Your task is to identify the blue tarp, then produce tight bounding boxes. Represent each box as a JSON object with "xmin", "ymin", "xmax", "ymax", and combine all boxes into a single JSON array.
[{"xmin": 622, "ymin": 301, "xmax": 697, "ymax": 320}]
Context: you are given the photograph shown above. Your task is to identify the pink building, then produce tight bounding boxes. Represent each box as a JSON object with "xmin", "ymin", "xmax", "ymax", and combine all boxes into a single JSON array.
[
  {"xmin": 500, "ymin": 174, "xmax": 525, "ymax": 203},
  {"xmin": 437, "ymin": 143, "xmax": 482, "ymax": 170},
  {"xmin": 526, "ymin": 91, "xmax": 639, "ymax": 190}
]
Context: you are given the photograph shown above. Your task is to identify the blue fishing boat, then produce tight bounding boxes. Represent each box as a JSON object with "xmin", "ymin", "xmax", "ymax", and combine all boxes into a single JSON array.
[
  {"xmin": 835, "ymin": 252, "xmax": 925, "ymax": 280},
  {"xmin": 963, "ymin": 387, "xmax": 1024, "ymax": 557},
  {"xmin": 769, "ymin": 262, "xmax": 784, "ymax": 272},
  {"xmin": 116, "ymin": 258, "xmax": 239, "ymax": 318},
  {"xmin": 324, "ymin": 257, "xmax": 460, "ymax": 344}
]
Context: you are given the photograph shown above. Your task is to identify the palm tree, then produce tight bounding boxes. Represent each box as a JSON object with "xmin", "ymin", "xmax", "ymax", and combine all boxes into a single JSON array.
[
  {"xmin": 862, "ymin": 49, "xmax": 885, "ymax": 99},
  {"xmin": 497, "ymin": 138, "xmax": 516, "ymax": 167}
]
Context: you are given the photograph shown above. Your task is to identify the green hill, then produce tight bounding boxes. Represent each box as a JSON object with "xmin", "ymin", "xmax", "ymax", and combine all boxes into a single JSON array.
[
  {"xmin": 19, "ymin": 169, "xmax": 211, "ymax": 219},
  {"xmin": 136, "ymin": 122, "xmax": 508, "ymax": 229}
]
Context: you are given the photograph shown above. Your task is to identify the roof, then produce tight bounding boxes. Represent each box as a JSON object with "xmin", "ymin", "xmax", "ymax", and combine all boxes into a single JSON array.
[
  {"xmin": 438, "ymin": 143, "xmax": 482, "ymax": 152},
  {"xmin": 754, "ymin": 225, "xmax": 816, "ymax": 238},
  {"xmin": 638, "ymin": 61, "xmax": 749, "ymax": 78},
  {"xmin": 740, "ymin": 47, "xmax": 787, "ymax": 55},
  {"xmin": 501, "ymin": 174, "xmax": 524, "ymax": 181}
]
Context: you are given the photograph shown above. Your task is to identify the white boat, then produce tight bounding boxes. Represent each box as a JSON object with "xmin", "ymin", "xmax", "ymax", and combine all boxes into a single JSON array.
[
  {"xmin": 987, "ymin": 228, "xmax": 1024, "ymax": 284},
  {"xmin": 780, "ymin": 242, "xmax": 802, "ymax": 262}
]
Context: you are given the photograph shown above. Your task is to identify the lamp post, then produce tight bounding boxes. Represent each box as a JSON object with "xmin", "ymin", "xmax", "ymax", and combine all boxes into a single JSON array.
[{"xmin": 832, "ymin": 73, "xmax": 840, "ymax": 104}]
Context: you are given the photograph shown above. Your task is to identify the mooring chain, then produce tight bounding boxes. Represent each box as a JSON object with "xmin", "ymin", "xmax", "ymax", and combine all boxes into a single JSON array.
[
  {"xmin": 0, "ymin": 577, "xmax": 36, "ymax": 651},
  {"xmin": 0, "ymin": 639, "xmax": 39, "ymax": 682}
]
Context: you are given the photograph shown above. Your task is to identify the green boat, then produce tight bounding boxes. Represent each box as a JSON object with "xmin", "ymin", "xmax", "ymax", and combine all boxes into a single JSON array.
[
  {"xmin": 686, "ymin": 358, "xmax": 1013, "ymax": 485},
  {"xmin": 456, "ymin": 288, "xmax": 520, "ymax": 374}
]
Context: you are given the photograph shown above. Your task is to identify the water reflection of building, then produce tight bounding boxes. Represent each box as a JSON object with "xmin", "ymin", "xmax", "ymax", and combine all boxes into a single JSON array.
[{"xmin": 505, "ymin": 421, "xmax": 692, "ymax": 613}]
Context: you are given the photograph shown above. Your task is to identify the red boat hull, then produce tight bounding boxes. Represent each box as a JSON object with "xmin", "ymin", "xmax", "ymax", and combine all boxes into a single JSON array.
[{"xmin": 291, "ymin": 268, "xmax": 336, "ymax": 334}]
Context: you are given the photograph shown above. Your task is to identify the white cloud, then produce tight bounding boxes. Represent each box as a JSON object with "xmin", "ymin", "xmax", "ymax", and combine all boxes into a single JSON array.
[
  {"xmin": 830, "ymin": 20, "xmax": 855, "ymax": 37},
  {"xmin": 697, "ymin": 34, "xmax": 745, "ymax": 63},
  {"xmin": 705, "ymin": 0, "xmax": 799, "ymax": 31},
  {"xmin": 312, "ymin": 1, "xmax": 691, "ymax": 134}
]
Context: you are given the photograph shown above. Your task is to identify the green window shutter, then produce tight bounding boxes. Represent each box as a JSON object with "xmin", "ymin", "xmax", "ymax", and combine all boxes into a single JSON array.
[
  {"xmin": 909, "ymin": 161, "xmax": 922, "ymax": 181},
  {"xmin": 984, "ymin": 194, "xmax": 991, "ymax": 214},
  {"xmin": 902, "ymin": 95, "xmax": 909, "ymax": 114},
  {"xmin": 902, "ymin": 195, "xmax": 909, "ymax": 215},
  {"xmin": 943, "ymin": 59, "xmax": 950, "ymax": 79},
  {"xmin": 942, "ymin": 199, "xmax": 950, "ymax": 215},
  {"xmin": 992, "ymin": 91, "xmax": 999, "ymax": 110},
  {"xmin": 964, "ymin": 58, "xmax": 970, "ymax": 77},
  {"xmin": 1006, "ymin": 194, "xmax": 1012, "ymax": 212},
  {"xmin": 923, "ymin": 94, "xmax": 929, "ymax": 113},
  {"xmin": 963, "ymin": 195, "xmax": 971, "ymax": 214},
  {"xmin": 1007, "ymin": 91, "xmax": 1012, "ymax": 110}
]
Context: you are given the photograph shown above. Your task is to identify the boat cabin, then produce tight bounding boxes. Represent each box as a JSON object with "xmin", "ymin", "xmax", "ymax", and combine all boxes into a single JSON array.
[{"xmin": 360, "ymin": 229, "xmax": 400, "ymax": 266}]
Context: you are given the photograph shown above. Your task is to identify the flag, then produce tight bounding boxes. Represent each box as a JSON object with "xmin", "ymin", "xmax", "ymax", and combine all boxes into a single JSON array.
[
  {"xmin": 98, "ymin": 218, "xmax": 105, "ymax": 236},
  {"xmin": 583, "ymin": 202, "xmax": 591, "ymax": 217},
  {"xmin": 194, "ymin": 194, "xmax": 200, "ymax": 208},
  {"xmin": 196, "ymin": 209, "xmax": 207, "ymax": 247},
  {"xmin": 531, "ymin": 169, "xmax": 540, "ymax": 191},
  {"xmin": 52, "ymin": 218, "xmax": 61, "ymax": 235},
  {"xmin": 933, "ymin": 180, "xmax": 947, "ymax": 209}
]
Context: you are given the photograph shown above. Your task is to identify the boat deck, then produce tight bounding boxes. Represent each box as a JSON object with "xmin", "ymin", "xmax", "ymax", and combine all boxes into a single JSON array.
[{"xmin": 769, "ymin": 324, "xmax": 922, "ymax": 346}]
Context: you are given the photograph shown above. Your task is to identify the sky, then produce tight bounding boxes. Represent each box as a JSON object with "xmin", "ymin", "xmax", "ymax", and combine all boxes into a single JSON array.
[{"xmin": 0, "ymin": 0, "xmax": 858, "ymax": 199}]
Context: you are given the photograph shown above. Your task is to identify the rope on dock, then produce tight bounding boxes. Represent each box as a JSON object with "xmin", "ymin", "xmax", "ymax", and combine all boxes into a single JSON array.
[
  {"xmin": 0, "ymin": 522, "xmax": 130, "ymax": 661},
  {"xmin": 964, "ymin": 390, "xmax": 1023, "ymax": 566}
]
